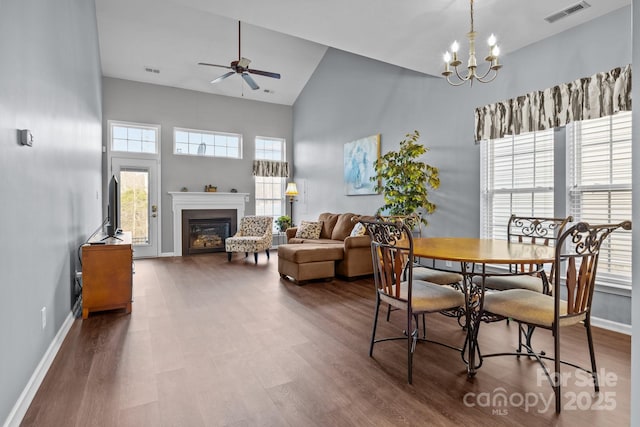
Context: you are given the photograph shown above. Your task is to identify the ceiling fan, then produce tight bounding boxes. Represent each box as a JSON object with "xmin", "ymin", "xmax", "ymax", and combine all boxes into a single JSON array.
[{"xmin": 198, "ymin": 21, "xmax": 281, "ymax": 90}]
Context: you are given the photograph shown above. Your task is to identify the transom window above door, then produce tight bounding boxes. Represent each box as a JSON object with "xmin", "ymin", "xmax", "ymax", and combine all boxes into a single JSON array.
[{"xmin": 110, "ymin": 121, "xmax": 159, "ymax": 154}]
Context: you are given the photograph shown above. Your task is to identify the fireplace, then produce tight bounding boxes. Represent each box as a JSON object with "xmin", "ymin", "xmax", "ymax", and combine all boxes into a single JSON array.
[
  {"xmin": 169, "ymin": 192, "xmax": 248, "ymax": 256},
  {"xmin": 182, "ymin": 209, "xmax": 237, "ymax": 255}
]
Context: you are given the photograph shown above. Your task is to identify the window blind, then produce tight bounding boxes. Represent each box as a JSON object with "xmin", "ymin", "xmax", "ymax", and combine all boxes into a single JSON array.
[
  {"xmin": 567, "ymin": 112, "xmax": 632, "ymax": 284},
  {"xmin": 481, "ymin": 129, "xmax": 554, "ymax": 240}
]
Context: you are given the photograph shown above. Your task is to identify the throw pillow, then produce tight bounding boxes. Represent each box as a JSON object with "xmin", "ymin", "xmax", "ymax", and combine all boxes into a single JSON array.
[
  {"xmin": 318, "ymin": 213, "xmax": 339, "ymax": 239},
  {"xmin": 331, "ymin": 213, "xmax": 358, "ymax": 240},
  {"xmin": 350, "ymin": 222, "xmax": 367, "ymax": 237},
  {"xmin": 295, "ymin": 221, "xmax": 322, "ymax": 239}
]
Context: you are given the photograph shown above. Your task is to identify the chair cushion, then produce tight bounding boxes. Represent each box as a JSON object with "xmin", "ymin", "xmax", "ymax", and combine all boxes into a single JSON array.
[
  {"xmin": 382, "ymin": 280, "xmax": 465, "ymax": 313},
  {"xmin": 225, "ymin": 236, "xmax": 267, "ymax": 252},
  {"xmin": 472, "ymin": 274, "xmax": 544, "ymax": 293},
  {"xmin": 331, "ymin": 213, "xmax": 358, "ymax": 240},
  {"xmin": 483, "ymin": 289, "xmax": 570, "ymax": 328},
  {"xmin": 295, "ymin": 221, "xmax": 322, "ymax": 239},
  {"xmin": 318, "ymin": 213, "xmax": 340, "ymax": 239},
  {"xmin": 412, "ymin": 267, "xmax": 463, "ymax": 286}
]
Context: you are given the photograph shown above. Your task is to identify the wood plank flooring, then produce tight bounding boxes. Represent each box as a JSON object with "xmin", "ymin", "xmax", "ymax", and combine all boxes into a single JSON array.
[{"xmin": 22, "ymin": 251, "xmax": 630, "ymax": 426}]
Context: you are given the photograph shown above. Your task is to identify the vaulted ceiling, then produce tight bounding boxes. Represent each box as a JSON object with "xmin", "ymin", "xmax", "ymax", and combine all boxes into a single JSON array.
[{"xmin": 96, "ymin": 0, "xmax": 630, "ymax": 105}]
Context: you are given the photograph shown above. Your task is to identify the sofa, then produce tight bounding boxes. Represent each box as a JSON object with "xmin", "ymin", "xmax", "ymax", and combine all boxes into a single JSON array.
[{"xmin": 278, "ymin": 212, "xmax": 375, "ymax": 283}]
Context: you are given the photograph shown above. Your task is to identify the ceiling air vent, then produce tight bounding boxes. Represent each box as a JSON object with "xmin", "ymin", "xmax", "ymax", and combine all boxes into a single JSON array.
[{"xmin": 544, "ymin": 1, "xmax": 591, "ymax": 23}]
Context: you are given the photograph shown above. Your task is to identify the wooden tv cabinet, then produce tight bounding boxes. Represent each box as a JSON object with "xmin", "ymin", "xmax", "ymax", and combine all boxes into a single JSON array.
[{"xmin": 81, "ymin": 232, "xmax": 133, "ymax": 319}]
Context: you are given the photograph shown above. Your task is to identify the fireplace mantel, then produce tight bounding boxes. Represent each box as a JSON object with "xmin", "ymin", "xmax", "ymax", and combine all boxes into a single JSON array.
[{"xmin": 169, "ymin": 192, "xmax": 249, "ymax": 256}]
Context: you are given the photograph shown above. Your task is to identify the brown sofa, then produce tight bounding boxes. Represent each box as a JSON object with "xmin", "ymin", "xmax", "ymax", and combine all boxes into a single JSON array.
[{"xmin": 280, "ymin": 212, "xmax": 374, "ymax": 281}]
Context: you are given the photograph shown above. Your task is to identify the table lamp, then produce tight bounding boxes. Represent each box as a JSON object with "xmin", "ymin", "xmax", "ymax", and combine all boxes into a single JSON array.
[{"xmin": 285, "ymin": 182, "xmax": 298, "ymax": 224}]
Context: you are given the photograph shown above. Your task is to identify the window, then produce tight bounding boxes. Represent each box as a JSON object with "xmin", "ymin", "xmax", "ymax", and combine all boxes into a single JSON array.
[
  {"xmin": 481, "ymin": 111, "xmax": 632, "ymax": 288},
  {"xmin": 174, "ymin": 128, "xmax": 242, "ymax": 159},
  {"xmin": 567, "ymin": 112, "xmax": 632, "ymax": 284},
  {"xmin": 480, "ymin": 129, "xmax": 554, "ymax": 240},
  {"xmin": 110, "ymin": 122, "xmax": 159, "ymax": 154},
  {"xmin": 255, "ymin": 137, "xmax": 286, "ymax": 230}
]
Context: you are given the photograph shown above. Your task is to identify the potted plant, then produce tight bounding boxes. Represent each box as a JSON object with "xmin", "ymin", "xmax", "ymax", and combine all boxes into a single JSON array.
[
  {"xmin": 275, "ymin": 215, "xmax": 292, "ymax": 232},
  {"xmin": 371, "ymin": 130, "xmax": 440, "ymax": 228}
]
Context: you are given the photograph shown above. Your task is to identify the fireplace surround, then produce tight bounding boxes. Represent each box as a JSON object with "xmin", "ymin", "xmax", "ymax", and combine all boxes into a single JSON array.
[{"xmin": 169, "ymin": 192, "xmax": 249, "ymax": 256}]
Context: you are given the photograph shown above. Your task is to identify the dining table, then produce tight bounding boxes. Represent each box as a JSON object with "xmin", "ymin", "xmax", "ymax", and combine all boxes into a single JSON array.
[{"xmin": 411, "ymin": 237, "xmax": 556, "ymax": 376}]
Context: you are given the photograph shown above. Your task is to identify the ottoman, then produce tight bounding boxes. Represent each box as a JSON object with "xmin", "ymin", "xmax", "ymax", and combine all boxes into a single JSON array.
[{"xmin": 278, "ymin": 244, "xmax": 344, "ymax": 284}]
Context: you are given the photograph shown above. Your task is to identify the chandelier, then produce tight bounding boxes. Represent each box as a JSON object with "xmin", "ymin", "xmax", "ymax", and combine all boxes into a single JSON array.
[{"xmin": 442, "ymin": 0, "xmax": 502, "ymax": 86}]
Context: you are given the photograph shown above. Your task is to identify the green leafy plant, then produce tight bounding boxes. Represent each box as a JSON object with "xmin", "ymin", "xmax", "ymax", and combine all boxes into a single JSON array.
[
  {"xmin": 371, "ymin": 130, "xmax": 440, "ymax": 227},
  {"xmin": 275, "ymin": 215, "xmax": 292, "ymax": 232}
]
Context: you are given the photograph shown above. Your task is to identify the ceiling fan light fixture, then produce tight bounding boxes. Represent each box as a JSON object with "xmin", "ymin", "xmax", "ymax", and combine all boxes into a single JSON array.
[{"xmin": 197, "ymin": 21, "xmax": 281, "ymax": 91}]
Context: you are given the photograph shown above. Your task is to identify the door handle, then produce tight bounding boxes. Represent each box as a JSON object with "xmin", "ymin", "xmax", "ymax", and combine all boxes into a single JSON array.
[{"xmin": 151, "ymin": 205, "xmax": 158, "ymax": 213}]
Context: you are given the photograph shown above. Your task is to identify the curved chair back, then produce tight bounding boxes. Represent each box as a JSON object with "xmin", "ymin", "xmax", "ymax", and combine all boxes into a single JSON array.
[
  {"xmin": 507, "ymin": 215, "xmax": 573, "ymax": 282},
  {"xmin": 361, "ymin": 220, "xmax": 413, "ymax": 305},
  {"xmin": 554, "ymin": 220, "xmax": 631, "ymax": 321},
  {"xmin": 239, "ymin": 216, "xmax": 273, "ymax": 238}
]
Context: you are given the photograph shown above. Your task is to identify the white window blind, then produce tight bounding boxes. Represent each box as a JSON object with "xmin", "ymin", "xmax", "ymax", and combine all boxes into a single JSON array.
[
  {"xmin": 480, "ymin": 129, "xmax": 554, "ymax": 240},
  {"xmin": 255, "ymin": 137, "xmax": 286, "ymax": 230},
  {"xmin": 567, "ymin": 112, "xmax": 632, "ymax": 285}
]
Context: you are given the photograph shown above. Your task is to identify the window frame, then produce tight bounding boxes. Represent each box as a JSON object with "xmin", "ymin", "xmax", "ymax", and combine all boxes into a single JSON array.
[
  {"xmin": 173, "ymin": 127, "xmax": 243, "ymax": 159},
  {"xmin": 480, "ymin": 112, "xmax": 633, "ymax": 291},
  {"xmin": 566, "ymin": 112, "xmax": 633, "ymax": 288},
  {"xmin": 254, "ymin": 136, "xmax": 287, "ymax": 231},
  {"xmin": 108, "ymin": 120, "xmax": 160, "ymax": 156},
  {"xmin": 480, "ymin": 129, "xmax": 555, "ymax": 241}
]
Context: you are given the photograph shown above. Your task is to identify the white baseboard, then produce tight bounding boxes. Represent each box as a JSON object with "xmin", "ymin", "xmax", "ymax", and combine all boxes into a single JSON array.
[
  {"xmin": 160, "ymin": 252, "xmax": 175, "ymax": 257},
  {"xmin": 591, "ymin": 316, "xmax": 631, "ymax": 335},
  {"xmin": 3, "ymin": 312, "xmax": 75, "ymax": 427}
]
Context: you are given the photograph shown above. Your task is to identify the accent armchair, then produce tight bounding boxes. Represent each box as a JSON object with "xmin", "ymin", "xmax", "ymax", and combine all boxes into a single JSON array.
[{"xmin": 225, "ymin": 216, "xmax": 273, "ymax": 264}]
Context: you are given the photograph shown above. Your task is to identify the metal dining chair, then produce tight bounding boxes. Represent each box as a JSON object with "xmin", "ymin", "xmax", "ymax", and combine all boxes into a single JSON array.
[
  {"xmin": 473, "ymin": 215, "xmax": 573, "ymax": 294},
  {"xmin": 481, "ymin": 220, "xmax": 632, "ymax": 413},
  {"xmin": 361, "ymin": 219, "xmax": 465, "ymax": 384}
]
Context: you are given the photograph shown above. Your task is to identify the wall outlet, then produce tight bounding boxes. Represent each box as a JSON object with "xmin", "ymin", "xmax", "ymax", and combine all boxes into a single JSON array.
[
  {"xmin": 41, "ymin": 307, "xmax": 46, "ymax": 330},
  {"xmin": 445, "ymin": 261, "xmax": 453, "ymax": 268}
]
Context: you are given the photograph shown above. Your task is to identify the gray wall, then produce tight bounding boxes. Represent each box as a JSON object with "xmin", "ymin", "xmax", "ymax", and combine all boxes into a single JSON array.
[
  {"xmin": 102, "ymin": 78, "xmax": 293, "ymax": 254},
  {"xmin": 0, "ymin": 0, "xmax": 103, "ymax": 423},
  {"xmin": 293, "ymin": 6, "xmax": 632, "ymax": 323},
  {"xmin": 631, "ymin": 1, "xmax": 639, "ymax": 424}
]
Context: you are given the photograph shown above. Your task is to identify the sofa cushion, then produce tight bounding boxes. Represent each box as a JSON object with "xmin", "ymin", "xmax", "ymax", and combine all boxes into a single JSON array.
[
  {"xmin": 331, "ymin": 213, "xmax": 359, "ymax": 241},
  {"xmin": 288, "ymin": 238, "xmax": 343, "ymax": 244},
  {"xmin": 318, "ymin": 213, "xmax": 340, "ymax": 239},
  {"xmin": 295, "ymin": 221, "xmax": 322, "ymax": 239}
]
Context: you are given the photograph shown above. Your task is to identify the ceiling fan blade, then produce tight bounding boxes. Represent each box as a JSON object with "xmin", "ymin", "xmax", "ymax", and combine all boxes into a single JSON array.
[
  {"xmin": 211, "ymin": 71, "xmax": 235, "ymax": 84},
  {"xmin": 198, "ymin": 62, "xmax": 233, "ymax": 70},
  {"xmin": 241, "ymin": 72, "xmax": 260, "ymax": 90},
  {"xmin": 248, "ymin": 69, "xmax": 281, "ymax": 79}
]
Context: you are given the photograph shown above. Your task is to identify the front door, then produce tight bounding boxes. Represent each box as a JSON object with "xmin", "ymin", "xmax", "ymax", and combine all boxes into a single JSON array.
[{"xmin": 111, "ymin": 157, "xmax": 160, "ymax": 258}]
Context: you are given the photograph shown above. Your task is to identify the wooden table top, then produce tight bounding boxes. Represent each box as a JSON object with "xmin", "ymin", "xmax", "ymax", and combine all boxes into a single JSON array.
[{"xmin": 411, "ymin": 237, "xmax": 556, "ymax": 264}]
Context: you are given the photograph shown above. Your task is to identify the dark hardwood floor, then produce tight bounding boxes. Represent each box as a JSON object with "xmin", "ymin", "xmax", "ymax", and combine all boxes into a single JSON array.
[{"xmin": 22, "ymin": 251, "xmax": 630, "ymax": 426}]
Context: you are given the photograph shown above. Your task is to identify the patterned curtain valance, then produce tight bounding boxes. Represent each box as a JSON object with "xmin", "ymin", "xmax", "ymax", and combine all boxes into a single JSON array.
[
  {"xmin": 252, "ymin": 160, "xmax": 290, "ymax": 178},
  {"xmin": 474, "ymin": 64, "xmax": 632, "ymax": 142}
]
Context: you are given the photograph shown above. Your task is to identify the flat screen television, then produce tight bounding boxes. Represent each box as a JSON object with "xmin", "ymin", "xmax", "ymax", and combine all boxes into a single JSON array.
[{"xmin": 105, "ymin": 174, "xmax": 120, "ymax": 237}]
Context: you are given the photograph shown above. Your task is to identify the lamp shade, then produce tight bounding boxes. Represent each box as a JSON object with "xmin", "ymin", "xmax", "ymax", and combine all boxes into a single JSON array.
[{"xmin": 285, "ymin": 182, "xmax": 298, "ymax": 196}]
